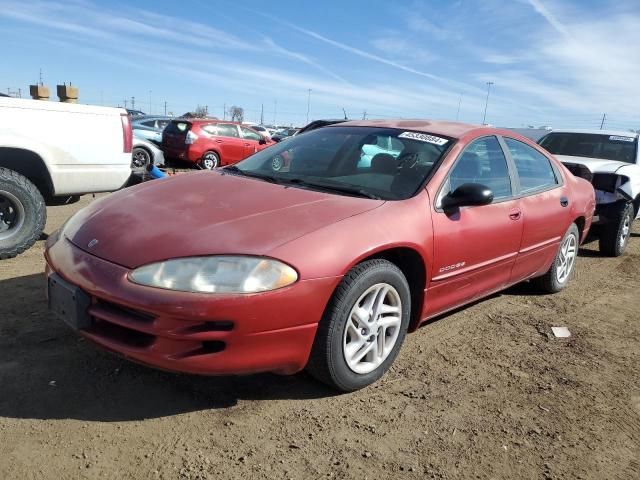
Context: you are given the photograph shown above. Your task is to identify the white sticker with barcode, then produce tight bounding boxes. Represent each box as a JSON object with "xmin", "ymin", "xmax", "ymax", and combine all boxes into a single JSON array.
[
  {"xmin": 609, "ymin": 135, "xmax": 635, "ymax": 142},
  {"xmin": 398, "ymin": 131, "xmax": 448, "ymax": 145}
]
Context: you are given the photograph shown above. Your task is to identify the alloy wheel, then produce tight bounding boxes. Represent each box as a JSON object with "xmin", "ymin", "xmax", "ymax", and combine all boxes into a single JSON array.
[
  {"xmin": 556, "ymin": 232, "xmax": 577, "ymax": 284},
  {"xmin": 343, "ymin": 283, "xmax": 402, "ymax": 374},
  {"xmin": 620, "ymin": 213, "xmax": 631, "ymax": 248}
]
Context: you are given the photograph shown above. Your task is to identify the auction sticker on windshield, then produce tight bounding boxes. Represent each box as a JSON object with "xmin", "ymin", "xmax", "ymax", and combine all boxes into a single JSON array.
[
  {"xmin": 609, "ymin": 135, "xmax": 635, "ymax": 142},
  {"xmin": 398, "ymin": 131, "xmax": 448, "ymax": 145}
]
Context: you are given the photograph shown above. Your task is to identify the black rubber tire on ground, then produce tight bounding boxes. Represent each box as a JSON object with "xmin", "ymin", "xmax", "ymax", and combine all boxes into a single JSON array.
[
  {"xmin": 532, "ymin": 223, "xmax": 579, "ymax": 294},
  {"xmin": 598, "ymin": 201, "xmax": 634, "ymax": 257},
  {"xmin": 131, "ymin": 147, "xmax": 152, "ymax": 169},
  {"xmin": 200, "ymin": 151, "xmax": 220, "ymax": 170},
  {"xmin": 306, "ymin": 259, "xmax": 411, "ymax": 392},
  {"xmin": 0, "ymin": 168, "xmax": 46, "ymax": 260}
]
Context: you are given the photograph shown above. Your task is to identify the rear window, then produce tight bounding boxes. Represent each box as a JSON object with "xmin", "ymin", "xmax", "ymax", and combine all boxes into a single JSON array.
[
  {"xmin": 539, "ymin": 132, "xmax": 637, "ymax": 164},
  {"xmin": 165, "ymin": 121, "xmax": 191, "ymax": 134}
]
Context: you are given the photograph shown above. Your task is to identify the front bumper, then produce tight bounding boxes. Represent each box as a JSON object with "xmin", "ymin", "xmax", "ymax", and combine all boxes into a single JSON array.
[{"xmin": 45, "ymin": 238, "xmax": 340, "ymax": 375}]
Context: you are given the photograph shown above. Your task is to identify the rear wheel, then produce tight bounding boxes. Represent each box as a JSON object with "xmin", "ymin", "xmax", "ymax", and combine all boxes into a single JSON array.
[
  {"xmin": 599, "ymin": 201, "xmax": 633, "ymax": 257},
  {"xmin": 306, "ymin": 259, "xmax": 411, "ymax": 391},
  {"xmin": 532, "ymin": 223, "xmax": 579, "ymax": 293},
  {"xmin": 200, "ymin": 151, "xmax": 220, "ymax": 170},
  {"xmin": 0, "ymin": 168, "xmax": 46, "ymax": 260}
]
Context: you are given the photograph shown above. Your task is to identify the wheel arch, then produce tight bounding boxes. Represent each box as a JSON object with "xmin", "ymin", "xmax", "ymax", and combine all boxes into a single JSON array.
[
  {"xmin": 0, "ymin": 147, "xmax": 54, "ymax": 198},
  {"xmin": 202, "ymin": 149, "xmax": 222, "ymax": 165},
  {"xmin": 573, "ymin": 215, "xmax": 586, "ymax": 242},
  {"xmin": 354, "ymin": 246, "xmax": 427, "ymax": 333}
]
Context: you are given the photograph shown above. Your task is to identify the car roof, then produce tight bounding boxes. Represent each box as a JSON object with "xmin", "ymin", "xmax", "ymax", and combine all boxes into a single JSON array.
[
  {"xmin": 546, "ymin": 128, "xmax": 639, "ymax": 138},
  {"xmin": 132, "ymin": 115, "xmax": 173, "ymax": 123},
  {"xmin": 326, "ymin": 119, "xmax": 517, "ymax": 140},
  {"xmin": 172, "ymin": 119, "xmax": 240, "ymax": 125}
]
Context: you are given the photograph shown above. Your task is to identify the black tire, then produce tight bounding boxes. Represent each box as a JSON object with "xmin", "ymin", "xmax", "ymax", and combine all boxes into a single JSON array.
[
  {"xmin": 200, "ymin": 151, "xmax": 220, "ymax": 170},
  {"xmin": 532, "ymin": 223, "xmax": 579, "ymax": 293},
  {"xmin": 0, "ymin": 168, "xmax": 46, "ymax": 260},
  {"xmin": 306, "ymin": 259, "xmax": 411, "ymax": 392},
  {"xmin": 131, "ymin": 147, "xmax": 152, "ymax": 169},
  {"xmin": 598, "ymin": 201, "xmax": 633, "ymax": 257}
]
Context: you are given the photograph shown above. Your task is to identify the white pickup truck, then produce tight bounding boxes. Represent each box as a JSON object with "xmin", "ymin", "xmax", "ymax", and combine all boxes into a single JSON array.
[
  {"xmin": 0, "ymin": 97, "xmax": 133, "ymax": 259},
  {"xmin": 538, "ymin": 129, "xmax": 640, "ymax": 256}
]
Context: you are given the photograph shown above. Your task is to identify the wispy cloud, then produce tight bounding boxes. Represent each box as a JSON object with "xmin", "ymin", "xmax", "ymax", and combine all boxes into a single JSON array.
[{"xmin": 524, "ymin": 0, "xmax": 571, "ymax": 38}]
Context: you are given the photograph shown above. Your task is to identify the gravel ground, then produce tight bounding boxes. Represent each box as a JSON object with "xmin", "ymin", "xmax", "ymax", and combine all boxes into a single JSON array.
[{"xmin": 0, "ymin": 194, "xmax": 638, "ymax": 480}]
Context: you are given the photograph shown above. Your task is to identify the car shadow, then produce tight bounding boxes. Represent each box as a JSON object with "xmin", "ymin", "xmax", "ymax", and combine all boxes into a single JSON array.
[{"xmin": 0, "ymin": 273, "xmax": 337, "ymax": 422}]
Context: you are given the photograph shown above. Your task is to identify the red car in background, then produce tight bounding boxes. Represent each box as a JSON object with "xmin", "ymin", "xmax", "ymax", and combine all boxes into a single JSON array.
[
  {"xmin": 161, "ymin": 119, "xmax": 274, "ymax": 169},
  {"xmin": 46, "ymin": 121, "xmax": 595, "ymax": 391}
]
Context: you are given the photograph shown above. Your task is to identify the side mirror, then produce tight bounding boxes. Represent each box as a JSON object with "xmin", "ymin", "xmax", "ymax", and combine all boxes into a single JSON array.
[
  {"xmin": 441, "ymin": 183, "xmax": 494, "ymax": 210},
  {"xmin": 258, "ymin": 137, "xmax": 267, "ymax": 145}
]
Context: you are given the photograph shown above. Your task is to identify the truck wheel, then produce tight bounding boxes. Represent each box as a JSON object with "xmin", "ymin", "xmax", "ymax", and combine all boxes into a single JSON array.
[
  {"xmin": 599, "ymin": 202, "xmax": 633, "ymax": 257},
  {"xmin": 0, "ymin": 168, "xmax": 46, "ymax": 260}
]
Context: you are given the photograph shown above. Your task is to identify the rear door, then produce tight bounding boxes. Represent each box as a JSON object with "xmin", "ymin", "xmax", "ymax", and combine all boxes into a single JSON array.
[
  {"xmin": 501, "ymin": 137, "xmax": 570, "ymax": 282},
  {"xmin": 239, "ymin": 126, "xmax": 263, "ymax": 158},
  {"xmin": 213, "ymin": 124, "xmax": 245, "ymax": 164},
  {"xmin": 427, "ymin": 136, "xmax": 523, "ymax": 317}
]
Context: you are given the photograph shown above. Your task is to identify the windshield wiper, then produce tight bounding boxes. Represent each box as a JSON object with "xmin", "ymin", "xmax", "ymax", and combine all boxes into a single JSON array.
[
  {"xmin": 284, "ymin": 178, "xmax": 382, "ymax": 200},
  {"xmin": 222, "ymin": 166, "xmax": 281, "ymax": 184}
]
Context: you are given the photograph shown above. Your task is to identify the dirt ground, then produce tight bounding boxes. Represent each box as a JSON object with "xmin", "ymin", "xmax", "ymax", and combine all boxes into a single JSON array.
[{"xmin": 1, "ymin": 195, "xmax": 639, "ymax": 480}]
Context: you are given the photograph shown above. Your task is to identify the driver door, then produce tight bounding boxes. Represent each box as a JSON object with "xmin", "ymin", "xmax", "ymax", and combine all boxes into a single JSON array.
[{"xmin": 426, "ymin": 136, "xmax": 523, "ymax": 317}]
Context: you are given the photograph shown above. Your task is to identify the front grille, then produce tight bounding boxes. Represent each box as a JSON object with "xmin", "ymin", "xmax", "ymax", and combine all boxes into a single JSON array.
[{"xmin": 91, "ymin": 318, "xmax": 155, "ymax": 348}]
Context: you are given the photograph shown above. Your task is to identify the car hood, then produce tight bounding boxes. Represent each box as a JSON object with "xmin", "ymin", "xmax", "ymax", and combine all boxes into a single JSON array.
[
  {"xmin": 556, "ymin": 155, "xmax": 630, "ymax": 173},
  {"xmin": 64, "ymin": 171, "xmax": 384, "ymax": 269}
]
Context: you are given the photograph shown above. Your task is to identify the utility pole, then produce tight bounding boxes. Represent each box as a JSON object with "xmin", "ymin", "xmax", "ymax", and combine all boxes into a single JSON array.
[
  {"xmin": 362, "ymin": 110, "xmax": 367, "ymax": 120},
  {"xmin": 455, "ymin": 94, "xmax": 463, "ymax": 121},
  {"xmin": 260, "ymin": 103, "xmax": 264, "ymax": 125},
  {"xmin": 342, "ymin": 107, "xmax": 348, "ymax": 120},
  {"xmin": 164, "ymin": 101, "xmax": 167, "ymax": 116},
  {"xmin": 600, "ymin": 113, "xmax": 607, "ymax": 130},
  {"xmin": 124, "ymin": 98, "xmax": 128, "ymax": 108},
  {"xmin": 482, "ymin": 82, "xmax": 493, "ymax": 125},
  {"xmin": 39, "ymin": 68, "xmax": 43, "ymax": 86},
  {"xmin": 149, "ymin": 90, "xmax": 152, "ymax": 115},
  {"xmin": 273, "ymin": 99, "xmax": 277, "ymax": 125},
  {"xmin": 223, "ymin": 103, "xmax": 226, "ymax": 120},
  {"xmin": 131, "ymin": 96, "xmax": 135, "ymax": 110},
  {"xmin": 306, "ymin": 89, "xmax": 312, "ymax": 123}
]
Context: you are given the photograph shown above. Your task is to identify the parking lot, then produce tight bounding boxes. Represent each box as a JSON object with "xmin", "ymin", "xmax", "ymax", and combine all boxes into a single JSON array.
[{"xmin": 0, "ymin": 196, "xmax": 638, "ymax": 479}]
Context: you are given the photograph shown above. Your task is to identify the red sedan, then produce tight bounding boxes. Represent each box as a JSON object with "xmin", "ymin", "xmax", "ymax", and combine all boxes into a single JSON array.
[
  {"xmin": 46, "ymin": 121, "xmax": 595, "ymax": 391},
  {"xmin": 161, "ymin": 119, "xmax": 273, "ymax": 169}
]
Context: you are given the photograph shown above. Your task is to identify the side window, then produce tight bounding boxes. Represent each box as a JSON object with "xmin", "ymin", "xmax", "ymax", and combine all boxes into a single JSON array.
[
  {"xmin": 504, "ymin": 138, "xmax": 558, "ymax": 193},
  {"xmin": 156, "ymin": 120, "xmax": 170, "ymax": 129},
  {"xmin": 358, "ymin": 134, "xmax": 403, "ymax": 168},
  {"xmin": 241, "ymin": 127, "xmax": 262, "ymax": 141},
  {"xmin": 216, "ymin": 124, "xmax": 239, "ymax": 138},
  {"xmin": 448, "ymin": 136, "xmax": 512, "ymax": 200},
  {"xmin": 141, "ymin": 120, "xmax": 156, "ymax": 127},
  {"xmin": 201, "ymin": 124, "xmax": 218, "ymax": 135}
]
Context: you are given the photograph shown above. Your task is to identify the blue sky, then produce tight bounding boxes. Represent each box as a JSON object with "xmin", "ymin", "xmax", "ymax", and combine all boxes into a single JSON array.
[{"xmin": 1, "ymin": 0, "xmax": 639, "ymax": 129}]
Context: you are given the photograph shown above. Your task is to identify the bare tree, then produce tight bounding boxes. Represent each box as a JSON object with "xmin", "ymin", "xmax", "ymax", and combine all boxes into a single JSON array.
[
  {"xmin": 194, "ymin": 105, "xmax": 208, "ymax": 118},
  {"xmin": 229, "ymin": 106, "xmax": 244, "ymax": 123}
]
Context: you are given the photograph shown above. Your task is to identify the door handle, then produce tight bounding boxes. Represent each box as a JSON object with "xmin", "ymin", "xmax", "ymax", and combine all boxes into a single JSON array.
[
  {"xmin": 215, "ymin": 139, "xmax": 223, "ymax": 143},
  {"xmin": 560, "ymin": 197, "xmax": 569, "ymax": 207},
  {"xmin": 509, "ymin": 209, "xmax": 522, "ymax": 220},
  {"xmin": 244, "ymin": 143, "xmax": 250, "ymax": 146}
]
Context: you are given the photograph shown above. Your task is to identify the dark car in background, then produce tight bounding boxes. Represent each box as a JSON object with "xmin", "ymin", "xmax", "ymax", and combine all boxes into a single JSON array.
[{"xmin": 161, "ymin": 119, "xmax": 274, "ymax": 169}]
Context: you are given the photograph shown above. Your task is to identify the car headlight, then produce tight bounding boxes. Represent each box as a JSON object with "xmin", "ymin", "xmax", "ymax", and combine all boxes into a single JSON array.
[{"xmin": 128, "ymin": 256, "xmax": 298, "ymax": 294}]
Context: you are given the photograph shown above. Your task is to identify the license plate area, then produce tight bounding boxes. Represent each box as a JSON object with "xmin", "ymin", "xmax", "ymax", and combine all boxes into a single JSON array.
[{"xmin": 48, "ymin": 273, "xmax": 92, "ymax": 330}]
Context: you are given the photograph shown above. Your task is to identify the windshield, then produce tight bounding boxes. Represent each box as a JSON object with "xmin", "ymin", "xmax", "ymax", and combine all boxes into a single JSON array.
[
  {"xmin": 539, "ymin": 132, "xmax": 637, "ymax": 164},
  {"xmin": 228, "ymin": 126, "xmax": 452, "ymax": 200}
]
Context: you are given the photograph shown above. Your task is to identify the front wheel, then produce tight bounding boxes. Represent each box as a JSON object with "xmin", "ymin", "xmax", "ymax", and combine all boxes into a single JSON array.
[
  {"xmin": 131, "ymin": 147, "xmax": 151, "ymax": 169},
  {"xmin": 599, "ymin": 201, "xmax": 633, "ymax": 257},
  {"xmin": 200, "ymin": 151, "xmax": 220, "ymax": 170},
  {"xmin": 306, "ymin": 259, "xmax": 411, "ymax": 392},
  {"xmin": 532, "ymin": 223, "xmax": 579, "ymax": 293}
]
